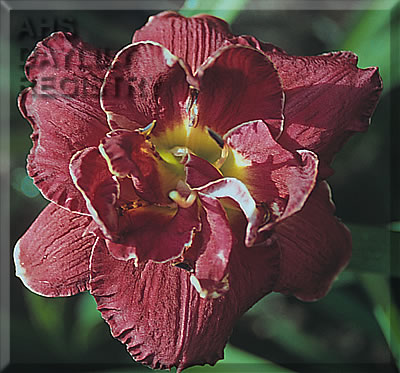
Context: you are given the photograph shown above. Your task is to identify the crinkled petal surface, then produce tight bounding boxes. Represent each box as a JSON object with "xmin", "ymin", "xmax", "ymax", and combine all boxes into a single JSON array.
[
  {"xmin": 19, "ymin": 32, "xmax": 112, "ymax": 213},
  {"xmin": 100, "ymin": 42, "xmax": 190, "ymax": 135},
  {"xmin": 224, "ymin": 120, "xmax": 318, "ymax": 227},
  {"xmin": 14, "ymin": 203, "xmax": 95, "ymax": 297},
  {"xmin": 89, "ymin": 235, "xmax": 279, "ymax": 371},
  {"xmin": 232, "ymin": 36, "xmax": 382, "ymax": 176},
  {"xmin": 195, "ymin": 45, "xmax": 284, "ymax": 135},
  {"xmin": 273, "ymin": 181, "xmax": 352, "ymax": 301},
  {"xmin": 132, "ymin": 11, "xmax": 233, "ymax": 73}
]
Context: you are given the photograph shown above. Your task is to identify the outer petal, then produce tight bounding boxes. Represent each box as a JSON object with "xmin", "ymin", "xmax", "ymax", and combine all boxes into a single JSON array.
[
  {"xmin": 229, "ymin": 35, "xmax": 286, "ymax": 54},
  {"xmin": 106, "ymin": 203, "xmax": 200, "ymax": 263},
  {"xmin": 132, "ymin": 11, "xmax": 233, "ymax": 74},
  {"xmin": 89, "ymin": 234, "xmax": 279, "ymax": 371},
  {"xmin": 100, "ymin": 42, "xmax": 190, "ymax": 135},
  {"xmin": 69, "ymin": 147, "xmax": 120, "ymax": 239},
  {"xmin": 195, "ymin": 45, "xmax": 284, "ymax": 135},
  {"xmin": 14, "ymin": 203, "xmax": 95, "ymax": 297},
  {"xmin": 224, "ymin": 120, "xmax": 318, "ymax": 227},
  {"xmin": 231, "ymin": 36, "xmax": 383, "ymax": 176},
  {"xmin": 19, "ymin": 32, "xmax": 112, "ymax": 213},
  {"xmin": 273, "ymin": 181, "xmax": 352, "ymax": 301}
]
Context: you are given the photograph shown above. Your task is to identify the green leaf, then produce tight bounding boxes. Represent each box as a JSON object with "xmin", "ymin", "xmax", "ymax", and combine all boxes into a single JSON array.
[
  {"xmin": 24, "ymin": 290, "xmax": 69, "ymax": 355},
  {"xmin": 340, "ymin": 0, "xmax": 400, "ymax": 90},
  {"xmin": 180, "ymin": 0, "xmax": 249, "ymax": 24},
  {"xmin": 70, "ymin": 292, "xmax": 103, "ymax": 351},
  {"xmin": 99, "ymin": 344, "xmax": 293, "ymax": 373},
  {"xmin": 243, "ymin": 293, "xmax": 338, "ymax": 363},
  {"xmin": 390, "ymin": 221, "xmax": 400, "ymax": 232},
  {"xmin": 182, "ymin": 344, "xmax": 293, "ymax": 373},
  {"xmin": 360, "ymin": 274, "xmax": 400, "ymax": 370},
  {"xmin": 346, "ymin": 224, "xmax": 400, "ymax": 277}
]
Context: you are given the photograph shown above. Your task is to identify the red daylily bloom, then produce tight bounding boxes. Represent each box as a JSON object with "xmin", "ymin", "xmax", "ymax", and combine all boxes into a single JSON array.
[{"xmin": 14, "ymin": 11, "xmax": 382, "ymax": 371}]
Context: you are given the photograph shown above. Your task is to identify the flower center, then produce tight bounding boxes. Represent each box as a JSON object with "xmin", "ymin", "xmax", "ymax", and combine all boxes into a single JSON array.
[{"xmin": 142, "ymin": 121, "xmax": 227, "ymax": 201}]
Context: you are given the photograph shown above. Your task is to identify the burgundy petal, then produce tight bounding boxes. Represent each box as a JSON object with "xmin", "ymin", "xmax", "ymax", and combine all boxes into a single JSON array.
[
  {"xmin": 224, "ymin": 120, "xmax": 318, "ymax": 228},
  {"xmin": 19, "ymin": 32, "xmax": 112, "ymax": 213},
  {"xmin": 273, "ymin": 181, "xmax": 352, "ymax": 301},
  {"xmin": 195, "ymin": 177, "xmax": 263, "ymax": 248},
  {"xmin": 195, "ymin": 45, "xmax": 284, "ymax": 135},
  {"xmin": 14, "ymin": 203, "xmax": 95, "ymax": 297},
  {"xmin": 100, "ymin": 42, "xmax": 190, "ymax": 135},
  {"xmin": 184, "ymin": 152, "xmax": 222, "ymax": 188},
  {"xmin": 70, "ymin": 144, "xmax": 201, "ymax": 263},
  {"xmin": 106, "ymin": 202, "xmax": 200, "ymax": 263},
  {"xmin": 189, "ymin": 194, "xmax": 233, "ymax": 298},
  {"xmin": 230, "ymin": 35, "xmax": 286, "ymax": 54},
  {"xmin": 132, "ymin": 11, "xmax": 233, "ymax": 74},
  {"xmin": 231, "ymin": 36, "xmax": 382, "ymax": 176},
  {"xmin": 89, "ymin": 234, "xmax": 279, "ymax": 371},
  {"xmin": 69, "ymin": 147, "xmax": 120, "ymax": 239},
  {"xmin": 99, "ymin": 129, "xmax": 170, "ymax": 204}
]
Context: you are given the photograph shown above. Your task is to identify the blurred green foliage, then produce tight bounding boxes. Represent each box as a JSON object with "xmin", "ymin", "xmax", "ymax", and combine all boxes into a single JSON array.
[
  {"xmin": 180, "ymin": 0, "xmax": 249, "ymax": 23},
  {"xmin": 8, "ymin": 1, "xmax": 399, "ymax": 372},
  {"xmin": 341, "ymin": 0, "xmax": 400, "ymax": 90}
]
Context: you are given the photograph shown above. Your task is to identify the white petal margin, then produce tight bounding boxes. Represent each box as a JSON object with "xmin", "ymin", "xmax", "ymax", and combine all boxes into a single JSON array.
[
  {"xmin": 195, "ymin": 177, "xmax": 263, "ymax": 247},
  {"xmin": 13, "ymin": 203, "xmax": 95, "ymax": 297}
]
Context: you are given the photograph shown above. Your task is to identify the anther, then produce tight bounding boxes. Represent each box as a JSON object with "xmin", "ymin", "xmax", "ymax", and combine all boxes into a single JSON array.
[
  {"xmin": 137, "ymin": 120, "xmax": 156, "ymax": 136},
  {"xmin": 173, "ymin": 261, "xmax": 194, "ymax": 272},
  {"xmin": 117, "ymin": 200, "xmax": 147, "ymax": 216},
  {"xmin": 207, "ymin": 127, "xmax": 224, "ymax": 148}
]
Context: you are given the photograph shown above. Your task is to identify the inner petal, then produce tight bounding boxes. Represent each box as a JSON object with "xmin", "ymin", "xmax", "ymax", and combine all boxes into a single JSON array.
[
  {"xmin": 221, "ymin": 120, "xmax": 319, "ymax": 227},
  {"xmin": 99, "ymin": 129, "xmax": 183, "ymax": 206},
  {"xmin": 100, "ymin": 41, "xmax": 191, "ymax": 136},
  {"xmin": 107, "ymin": 202, "xmax": 200, "ymax": 263}
]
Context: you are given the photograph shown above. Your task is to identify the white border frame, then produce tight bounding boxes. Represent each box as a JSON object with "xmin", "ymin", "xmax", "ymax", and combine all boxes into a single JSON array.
[{"xmin": 0, "ymin": 0, "xmax": 397, "ymax": 371}]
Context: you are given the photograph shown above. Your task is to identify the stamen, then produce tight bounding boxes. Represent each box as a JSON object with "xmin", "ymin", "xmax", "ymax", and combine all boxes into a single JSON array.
[
  {"xmin": 206, "ymin": 127, "xmax": 224, "ymax": 148},
  {"xmin": 173, "ymin": 260, "xmax": 194, "ymax": 272},
  {"xmin": 214, "ymin": 144, "xmax": 229, "ymax": 169},
  {"xmin": 169, "ymin": 190, "xmax": 197, "ymax": 208},
  {"xmin": 137, "ymin": 120, "xmax": 156, "ymax": 136}
]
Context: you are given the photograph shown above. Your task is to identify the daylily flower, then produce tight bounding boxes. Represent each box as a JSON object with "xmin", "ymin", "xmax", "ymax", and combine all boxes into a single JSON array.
[{"xmin": 14, "ymin": 11, "xmax": 382, "ymax": 371}]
